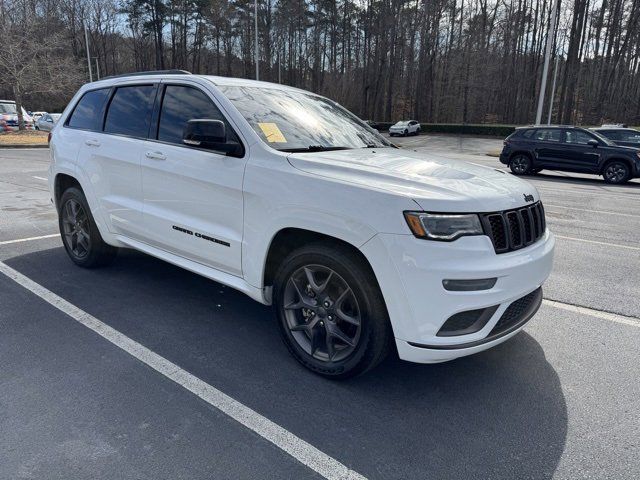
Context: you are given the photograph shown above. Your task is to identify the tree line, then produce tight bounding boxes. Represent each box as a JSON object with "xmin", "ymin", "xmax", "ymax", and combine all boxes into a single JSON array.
[{"xmin": 1, "ymin": 0, "xmax": 639, "ymax": 126}]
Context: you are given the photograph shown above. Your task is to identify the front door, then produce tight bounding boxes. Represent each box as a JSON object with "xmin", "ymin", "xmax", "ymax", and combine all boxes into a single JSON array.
[
  {"xmin": 561, "ymin": 129, "xmax": 601, "ymax": 172},
  {"xmin": 141, "ymin": 82, "xmax": 246, "ymax": 277}
]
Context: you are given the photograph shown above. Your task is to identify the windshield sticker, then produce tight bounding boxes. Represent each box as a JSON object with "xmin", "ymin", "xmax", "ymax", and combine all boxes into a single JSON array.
[{"xmin": 258, "ymin": 122, "xmax": 287, "ymax": 143}]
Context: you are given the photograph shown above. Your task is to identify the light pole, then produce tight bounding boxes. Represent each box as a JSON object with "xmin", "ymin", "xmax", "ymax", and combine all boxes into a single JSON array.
[
  {"xmin": 535, "ymin": 0, "xmax": 558, "ymax": 125},
  {"xmin": 547, "ymin": 54, "xmax": 560, "ymax": 124},
  {"xmin": 84, "ymin": 23, "xmax": 93, "ymax": 82},
  {"xmin": 254, "ymin": 0, "xmax": 259, "ymax": 81}
]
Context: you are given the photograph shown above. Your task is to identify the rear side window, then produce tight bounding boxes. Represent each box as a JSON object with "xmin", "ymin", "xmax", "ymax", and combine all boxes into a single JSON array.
[
  {"xmin": 157, "ymin": 85, "xmax": 239, "ymax": 147},
  {"xmin": 533, "ymin": 129, "xmax": 561, "ymax": 142},
  {"xmin": 67, "ymin": 88, "xmax": 110, "ymax": 130},
  {"xmin": 104, "ymin": 85, "xmax": 156, "ymax": 138},
  {"xmin": 520, "ymin": 129, "xmax": 535, "ymax": 139}
]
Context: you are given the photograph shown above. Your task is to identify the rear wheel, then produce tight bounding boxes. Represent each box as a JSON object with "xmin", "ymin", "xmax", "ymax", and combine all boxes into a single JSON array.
[
  {"xmin": 602, "ymin": 161, "xmax": 630, "ymax": 184},
  {"xmin": 273, "ymin": 243, "xmax": 391, "ymax": 378},
  {"xmin": 59, "ymin": 187, "xmax": 117, "ymax": 268},
  {"xmin": 510, "ymin": 154, "xmax": 532, "ymax": 175}
]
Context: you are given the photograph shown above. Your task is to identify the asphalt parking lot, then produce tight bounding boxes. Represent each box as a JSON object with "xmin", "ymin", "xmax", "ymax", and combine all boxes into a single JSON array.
[{"xmin": 1, "ymin": 137, "xmax": 639, "ymax": 479}]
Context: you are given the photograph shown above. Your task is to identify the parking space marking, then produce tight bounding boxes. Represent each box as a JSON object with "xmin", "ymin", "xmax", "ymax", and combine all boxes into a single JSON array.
[
  {"xmin": 554, "ymin": 235, "xmax": 640, "ymax": 251},
  {"xmin": 0, "ymin": 234, "xmax": 60, "ymax": 246},
  {"xmin": 544, "ymin": 299, "xmax": 640, "ymax": 329},
  {"xmin": 0, "ymin": 260, "xmax": 366, "ymax": 480},
  {"xmin": 32, "ymin": 176, "xmax": 47, "ymax": 181},
  {"xmin": 544, "ymin": 204, "xmax": 640, "ymax": 218}
]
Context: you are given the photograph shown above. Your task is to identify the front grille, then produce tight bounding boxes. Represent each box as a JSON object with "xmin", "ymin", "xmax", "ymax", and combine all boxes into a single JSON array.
[
  {"xmin": 481, "ymin": 201, "xmax": 545, "ymax": 254},
  {"xmin": 489, "ymin": 287, "xmax": 542, "ymax": 336}
]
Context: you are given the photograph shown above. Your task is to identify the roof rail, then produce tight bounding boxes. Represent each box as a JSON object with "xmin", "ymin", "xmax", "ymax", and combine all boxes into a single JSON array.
[{"xmin": 102, "ymin": 69, "xmax": 191, "ymax": 80}]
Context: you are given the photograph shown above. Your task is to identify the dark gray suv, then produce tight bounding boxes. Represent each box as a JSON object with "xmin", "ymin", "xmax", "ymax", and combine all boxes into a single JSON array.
[{"xmin": 500, "ymin": 125, "xmax": 640, "ymax": 184}]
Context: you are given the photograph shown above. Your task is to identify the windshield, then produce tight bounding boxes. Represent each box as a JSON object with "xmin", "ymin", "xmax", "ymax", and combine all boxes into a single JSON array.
[
  {"xmin": 0, "ymin": 103, "xmax": 17, "ymax": 114},
  {"xmin": 394, "ymin": 121, "xmax": 410, "ymax": 126},
  {"xmin": 218, "ymin": 85, "xmax": 391, "ymax": 151},
  {"xmin": 50, "ymin": 114, "xmax": 61, "ymax": 121}
]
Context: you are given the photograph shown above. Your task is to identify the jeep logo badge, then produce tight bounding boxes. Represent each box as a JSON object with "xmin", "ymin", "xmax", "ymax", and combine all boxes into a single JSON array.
[{"xmin": 523, "ymin": 193, "xmax": 535, "ymax": 202}]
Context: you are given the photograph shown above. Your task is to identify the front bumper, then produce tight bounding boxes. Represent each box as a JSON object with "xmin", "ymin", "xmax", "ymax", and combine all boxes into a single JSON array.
[{"xmin": 360, "ymin": 230, "xmax": 554, "ymax": 363}]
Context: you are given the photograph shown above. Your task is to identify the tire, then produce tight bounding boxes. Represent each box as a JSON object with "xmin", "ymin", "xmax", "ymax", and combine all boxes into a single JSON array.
[
  {"xmin": 403, "ymin": 129, "xmax": 408, "ymax": 136},
  {"xmin": 273, "ymin": 243, "xmax": 391, "ymax": 379},
  {"xmin": 58, "ymin": 187, "xmax": 118, "ymax": 268},
  {"xmin": 602, "ymin": 161, "xmax": 630, "ymax": 184},
  {"xmin": 509, "ymin": 154, "xmax": 532, "ymax": 175}
]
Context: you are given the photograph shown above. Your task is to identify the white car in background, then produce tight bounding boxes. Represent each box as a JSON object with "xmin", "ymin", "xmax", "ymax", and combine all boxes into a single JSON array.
[
  {"xmin": 49, "ymin": 72, "xmax": 554, "ymax": 378},
  {"xmin": 36, "ymin": 113, "xmax": 61, "ymax": 132},
  {"xmin": 389, "ymin": 120, "xmax": 421, "ymax": 136}
]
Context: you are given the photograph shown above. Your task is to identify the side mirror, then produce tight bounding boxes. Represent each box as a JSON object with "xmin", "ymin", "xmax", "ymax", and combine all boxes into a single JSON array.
[
  {"xmin": 183, "ymin": 119, "xmax": 226, "ymax": 148},
  {"xmin": 587, "ymin": 139, "xmax": 599, "ymax": 147}
]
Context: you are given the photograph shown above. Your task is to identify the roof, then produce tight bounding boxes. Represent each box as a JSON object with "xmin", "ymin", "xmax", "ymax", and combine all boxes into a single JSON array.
[
  {"xmin": 516, "ymin": 124, "xmax": 583, "ymax": 129},
  {"xmin": 88, "ymin": 70, "xmax": 310, "ymax": 95}
]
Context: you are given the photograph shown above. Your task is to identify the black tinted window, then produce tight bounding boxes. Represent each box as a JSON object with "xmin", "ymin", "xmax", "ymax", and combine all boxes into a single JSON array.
[
  {"xmin": 564, "ymin": 130, "xmax": 595, "ymax": 145},
  {"xmin": 68, "ymin": 88, "xmax": 109, "ymax": 130},
  {"xmin": 533, "ymin": 129, "xmax": 561, "ymax": 142},
  {"xmin": 104, "ymin": 85, "xmax": 156, "ymax": 137},
  {"xmin": 619, "ymin": 130, "xmax": 640, "ymax": 142},
  {"xmin": 158, "ymin": 85, "xmax": 235, "ymax": 145}
]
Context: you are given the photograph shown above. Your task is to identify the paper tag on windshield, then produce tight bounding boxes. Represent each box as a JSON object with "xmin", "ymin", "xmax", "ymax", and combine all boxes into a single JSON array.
[{"xmin": 258, "ymin": 123, "xmax": 287, "ymax": 143}]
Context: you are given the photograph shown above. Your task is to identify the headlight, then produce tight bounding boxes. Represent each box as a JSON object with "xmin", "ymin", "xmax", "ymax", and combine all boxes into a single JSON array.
[{"xmin": 404, "ymin": 212, "xmax": 483, "ymax": 241}]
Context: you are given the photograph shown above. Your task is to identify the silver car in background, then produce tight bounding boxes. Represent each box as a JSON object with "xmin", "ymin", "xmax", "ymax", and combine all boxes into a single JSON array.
[{"xmin": 35, "ymin": 113, "xmax": 61, "ymax": 132}]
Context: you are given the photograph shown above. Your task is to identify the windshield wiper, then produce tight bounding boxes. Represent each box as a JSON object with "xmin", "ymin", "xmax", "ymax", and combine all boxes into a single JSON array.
[{"xmin": 280, "ymin": 145, "xmax": 352, "ymax": 153}]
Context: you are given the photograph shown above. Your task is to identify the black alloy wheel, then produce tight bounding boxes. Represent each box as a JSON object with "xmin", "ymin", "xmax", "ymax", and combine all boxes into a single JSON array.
[
  {"xmin": 510, "ymin": 154, "xmax": 532, "ymax": 175},
  {"xmin": 282, "ymin": 264, "xmax": 362, "ymax": 363},
  {"xmin": 273, "ymin": 243, "xmax": 391, "ymax": 378},
  {"xmin": 603, "ymin": 161, "xmax": 630, "ymax": 184},
  {"xmin": 58, "ymin": 187, "xmax": 117, "ymax": 268},
  {"xmin": 61, "ymin": 198, "xmax": 92, "ymax": 259}
]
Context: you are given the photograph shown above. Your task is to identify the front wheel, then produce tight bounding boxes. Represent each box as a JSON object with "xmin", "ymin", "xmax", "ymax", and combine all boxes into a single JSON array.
[
  {"xmin": 602, "ymin": 161, "xmax": 630, "ymax": 184},
  {"xmin": 273, "ymin": 243, "xmax": 391, "ymax": 378},
  {"xmin": 510, "ymin": 154, "xmax": 532, "ymax": 175}
]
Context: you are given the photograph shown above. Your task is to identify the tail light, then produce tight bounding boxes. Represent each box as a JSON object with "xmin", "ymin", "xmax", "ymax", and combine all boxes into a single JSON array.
[{"xmin": 47, "ymin": 132, "xmax": 52, "ymax": 143}]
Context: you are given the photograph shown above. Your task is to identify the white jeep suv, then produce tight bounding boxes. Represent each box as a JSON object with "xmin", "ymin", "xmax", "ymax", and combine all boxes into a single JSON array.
[{"xmin": 48, "ymin": 71, "xmax": 554, "ymax": 378}]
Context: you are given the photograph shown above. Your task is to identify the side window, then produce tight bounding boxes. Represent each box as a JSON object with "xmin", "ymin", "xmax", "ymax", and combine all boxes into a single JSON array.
[
  {"xmin": 620, "ymin": 131, "xmax": 640, "ymax": 142},
  {"xmin": 564, "ymin": 130, "xmax": 595, "ymax": 145},
  {"xmin": 157, "ymin": 85, "xmax": 239, "ymax": 148},
  {"xmin": 533, "ymin": 129, "xmax": 561, "ymax": 142},
  {"xmin": 67, "ymin": 88, "xmax": 110, "ymax": 131},
  {"xmin": 104, "ymin": 85, "xmax": 156, "ymax": 137},
  {"xmin": 597, "ymin": 130, "xmax": 618, "ymax": 140},
  {"xmin": 521, "ymin": 129, "xmax": 535, "ymax": 139}
]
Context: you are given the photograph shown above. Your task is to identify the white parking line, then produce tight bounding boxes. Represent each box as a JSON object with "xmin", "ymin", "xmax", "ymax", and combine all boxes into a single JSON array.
[
  {"xmin": 0, "ymin": 260, "xmax": 366, "ymax": 480},
  {"xmin": 554, "ymin": 235, "xmax": 640, "ymax": 251},
  {"xmin": 0, "ymin": 233, "xmax": 60, "ymax": 246},
  {"xmin": 544, "ymin": 299, "xmax": 640, "ymax": 328},
  {"xmin": 544, "ymin": 204, "xmax": 640, "ymax": 218},
  {"xmin": 33, "ymin": 176, "xmax": 48, "ymax": 181}
]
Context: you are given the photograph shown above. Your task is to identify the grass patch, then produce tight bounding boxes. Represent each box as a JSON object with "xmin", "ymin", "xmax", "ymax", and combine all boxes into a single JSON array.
[{"xmin": 0, "ymin": 130, "xmax": 49, "ymax": 145}]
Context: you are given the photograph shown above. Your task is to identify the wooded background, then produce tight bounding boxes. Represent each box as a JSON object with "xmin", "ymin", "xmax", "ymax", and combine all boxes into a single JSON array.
[{"xmin": 1, "ymin": 0, "xmax": 639, "ymax": 125}]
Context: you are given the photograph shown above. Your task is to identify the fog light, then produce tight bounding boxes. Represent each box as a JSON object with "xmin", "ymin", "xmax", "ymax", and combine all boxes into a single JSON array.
[{"xmin": 442, "ymin": 278, "xmax": 497, "ymax": 291}]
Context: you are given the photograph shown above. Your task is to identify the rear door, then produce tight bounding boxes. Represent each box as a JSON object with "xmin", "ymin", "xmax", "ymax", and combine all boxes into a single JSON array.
[
  {"xmin": 561, "ymin": 129, "xmax": 602, "ymax": 172},
  {"xmin": 140, "ymin": 81, "xmax": 247, "ymax": 277},
  {"xmin": 531, "ymin": 128, "xmax": 564, "ymax": 166},
  {"xmin": 75, "ymin": 83, "xmax": 157, "ymax": 240}
]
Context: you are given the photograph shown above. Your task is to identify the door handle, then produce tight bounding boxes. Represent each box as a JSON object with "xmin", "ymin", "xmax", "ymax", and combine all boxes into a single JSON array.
[
  {"xmin": 145, "ymin": 151, "xmax": 166, "ymax": 161},
  {"xmin": 85, "ymin": 139, "xmax": 101, "ymax": 147}
]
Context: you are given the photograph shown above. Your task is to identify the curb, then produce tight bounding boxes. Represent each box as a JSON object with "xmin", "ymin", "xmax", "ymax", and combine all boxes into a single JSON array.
[{"xmin": 0, "ymin": 144, "xmax": 49, "ymax": 149}]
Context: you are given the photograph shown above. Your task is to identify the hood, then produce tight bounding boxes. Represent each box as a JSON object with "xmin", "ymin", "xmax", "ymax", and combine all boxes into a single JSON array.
[{"xmin": 287, "ymin": 147, "xmax": 540, "ymax": 212}]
